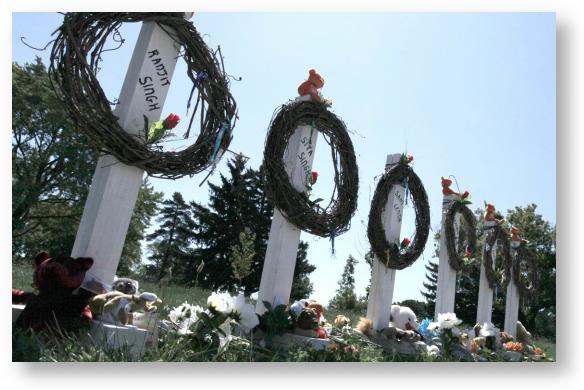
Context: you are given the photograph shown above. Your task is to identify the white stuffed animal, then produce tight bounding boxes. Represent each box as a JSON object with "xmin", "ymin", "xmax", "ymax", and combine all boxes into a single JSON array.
[{"xmin": 389, "ymin": 305, "xmax": 419, "ymax": 331}]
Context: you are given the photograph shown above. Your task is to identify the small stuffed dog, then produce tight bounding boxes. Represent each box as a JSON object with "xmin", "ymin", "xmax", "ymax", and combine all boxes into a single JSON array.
[{"xmin": 89, "ymin": 291, "xmax": 161, "ymax": 326}]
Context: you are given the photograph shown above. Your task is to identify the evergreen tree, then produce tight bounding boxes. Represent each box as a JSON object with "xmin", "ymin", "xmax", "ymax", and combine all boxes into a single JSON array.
[
  {"xmin": 421, "ymin": 259, "xmax": 439, "ymax": 305},
  {"xmin": 117, "ymin": 179, "xmax": 163, "ymax": 276},
  {"xmin": 290, "ymin": 242, "xmax": 316, "ymax": 300},
  {"xmin": 187, "ymin": 157, "xmax": 315, "ymax": 296},
  {"xmin": 144, "ymin": 192, "xmax": 194, "ymax": 282},
  {"xmin": 329, "ymin": 255, "xmax": 359, "ymax": 310}
]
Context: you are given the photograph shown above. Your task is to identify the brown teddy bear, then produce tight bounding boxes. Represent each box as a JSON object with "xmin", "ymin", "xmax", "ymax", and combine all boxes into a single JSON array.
[{"xmin": 14, "ymin": 251, "xmax": 95, "ymax": 332}]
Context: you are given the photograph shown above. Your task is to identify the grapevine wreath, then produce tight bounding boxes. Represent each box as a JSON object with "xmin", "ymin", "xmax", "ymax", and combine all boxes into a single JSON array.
[
  {"xmin": 512, "ymin": 244, "xmax": 538, "ymax": 298},
  {"xmin": 367, "ymin": 159, "xmax": 430, "ymax": 270},
  {"xmin": 262, "ymin": 99, "xmax": 359, "ymax": 238},
  {"xmin": 483, "ymin": 224, "xmax": 512, "ymax": 290},
  {"xmin": 49, "ymin": 12, "xmax": 237, "ymax": 179},
  {"xmin": 444, "ymin": 201, "xmax": 477, "ymax": 271}
]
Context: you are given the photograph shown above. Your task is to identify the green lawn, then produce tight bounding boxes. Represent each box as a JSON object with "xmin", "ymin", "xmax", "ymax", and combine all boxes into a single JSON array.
[{"xmin": 12, "ymin": 261, "xmax": 556, "ymax": 362}]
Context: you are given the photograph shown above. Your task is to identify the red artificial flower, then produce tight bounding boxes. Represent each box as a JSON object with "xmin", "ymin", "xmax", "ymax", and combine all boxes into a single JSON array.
[
  {"xmin": 163, "ymin": 113, "xmax": 181, "ymax": 129},
  {"xmin": 311, "ymin": 171, "xmax": 319, "ymax": 185},
  {"xmin": 407, "ymin": 154, "xmax": 414, "ymax": 162},
  {"xmin": 462, "ymin": 191, "xmax": 470, "ymax": 199},
  {"xmin": 464, "ymin": 250, "xmax": 472, "ymax": 258},
  {"xmin": 401, "ymin": 237, "xmax": 411, "ymax": 248}
]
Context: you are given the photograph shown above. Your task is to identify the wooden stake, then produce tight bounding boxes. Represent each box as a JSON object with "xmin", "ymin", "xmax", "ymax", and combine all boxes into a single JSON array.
[
  {"xmin": 72, "ymin": 15, "xmax": 192, "ymax": 292},
  {"xmin": 256, "ymin": 96, "xmax": 318, "ymax": 314},
  {"xmin": 366, "ymin": 153, "xmax": 404, "ymax": 331}
]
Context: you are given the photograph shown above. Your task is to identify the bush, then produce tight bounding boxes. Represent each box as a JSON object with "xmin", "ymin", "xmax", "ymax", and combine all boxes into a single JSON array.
[{"xmin": 534, "ymin": 306, "xmax": 556, "ymax": 340}]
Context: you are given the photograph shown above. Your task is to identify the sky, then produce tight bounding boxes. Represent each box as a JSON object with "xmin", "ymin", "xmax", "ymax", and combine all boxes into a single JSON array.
[{"xmin": 11, "ymin": 12, "xmax": 556, "ymax": 306}]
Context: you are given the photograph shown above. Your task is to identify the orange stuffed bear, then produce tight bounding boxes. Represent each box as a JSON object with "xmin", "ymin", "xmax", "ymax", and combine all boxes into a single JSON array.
[
  {"xmin": 441, "ymin": 177, "xmax": 460, "ymax": 198},
  {"xmin": 298, "ymin": 69, "xmax": 325, "ymax": 102},
  {"xmin": 484, "ymin": 203, "xmax": 504, "ymax": 225}
]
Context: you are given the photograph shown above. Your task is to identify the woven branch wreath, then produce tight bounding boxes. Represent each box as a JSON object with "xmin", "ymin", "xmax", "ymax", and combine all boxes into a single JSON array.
[
  {"xmin": 263, "ymin": 100, "xmax": 359, "ymax": 238},
  {"xmin": 367, "ymin": 161, "xmax": 430, "ymax": 270},
  {"xmin": 512, "ymin": 244, "xmax": 538, "ymax": 298},
  {"xmin": 444, "ymin": 201, "xmax": 477, "ymax": 271},
  {"xmin": 483, "ymin": 224, "xmax": 512, "ymax": 290},
  {"xmin": 49, "ymin": 12, "xmax": 237, "ymax": 179}
]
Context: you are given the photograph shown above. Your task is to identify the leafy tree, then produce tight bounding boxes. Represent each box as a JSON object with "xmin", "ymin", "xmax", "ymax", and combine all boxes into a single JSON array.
[
  {"xmin": 144, "ymin": 192, "xmax": 194, "ymax": 282},
  {"xmin": 329, "ymin": 255, "xmax": 359, "ymax": 310},
  {"xmin": 187, "ymin": 157, "xmax": 315, "ymax": 297},
  {"xmin": 505, "ymin": 204, "xmax": 555, "ymax": 332},
  {"xmin": 12, "ymin": 58, "xmax": 98, "ymax": 260}
]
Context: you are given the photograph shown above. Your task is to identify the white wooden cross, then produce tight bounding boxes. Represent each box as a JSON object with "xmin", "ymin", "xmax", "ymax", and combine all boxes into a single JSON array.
[
  {"xmin": 72, "ymin": 14, "xmax": 193, "ymax": 292},
  {"xmin": 434, "ymin": 194, "xmax": 461, "ymax": 319},
  {"xmin": 366, "ymin": 153, "xmax": 405, "ymax": 331},
  {"xmin": 255, "ymin": 95, "xmax": 319, "ymax": 315},
  {"xmin": 476, "ymin": 226, "xmax": 497, "ymax": 325},
  {"xmin": 504, "ymin": 245, "xmax": 520, "ymax": 337}
]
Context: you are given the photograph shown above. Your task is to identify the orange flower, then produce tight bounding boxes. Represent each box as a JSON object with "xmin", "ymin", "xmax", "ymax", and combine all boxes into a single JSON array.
[{"xmin": 504, "ymin": 341, "xmax": 524, "ymax": 352}]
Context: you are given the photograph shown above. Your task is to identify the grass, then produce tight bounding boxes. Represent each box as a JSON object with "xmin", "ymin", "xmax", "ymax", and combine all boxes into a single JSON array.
[{"xmin": 12, "ymin": 261, "xmax": 556, "ymax": 362}]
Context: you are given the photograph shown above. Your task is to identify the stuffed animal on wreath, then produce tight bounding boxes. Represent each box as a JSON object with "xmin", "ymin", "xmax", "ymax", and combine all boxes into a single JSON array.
[
  {"xmin": 297, "ymin": 69, "xmax": 325, "ymax": 103},
  {"xmin": 89, "ymin": 291, "xmax": 161, "ymax": 326},
  {"xmin": 13, "ymin": 251, "xmax": 95, "ymax": 332}
]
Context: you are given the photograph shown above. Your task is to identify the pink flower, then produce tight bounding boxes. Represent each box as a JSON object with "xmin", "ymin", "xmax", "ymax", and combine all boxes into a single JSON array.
[{"xmin": 163, "ymin": 113, "xmax": 180, "ymax": 129}]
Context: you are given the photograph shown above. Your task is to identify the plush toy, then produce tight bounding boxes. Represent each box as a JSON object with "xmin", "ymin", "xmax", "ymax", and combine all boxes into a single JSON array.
[
  {"xmin": 441, "ymin": 177, "xmax": 461, "ymax": 198},
  {"xmin": 510, "ymin": 226, "xmax": 529, "ymax": 248},
  {"xmin": 335, "ymin": 314, "xmax": 351, "ymax": 328},
  {"xmin": 307, "ymin": 301, "xmax": 325, "ymax": 324},
  {"xmin": 112, "ymin": 276, "xmax": 139, "ymax": 295},
  {"xmin": 89, "ymin": 291, "xmax": 161, "ymax": 326},
  {"xmin": 14, "ymin": 251, "xmax": 94, "ymax": 332},
  {"xmin": 516, "ymin": 321, "xmax": 534, "ymax": 345},
  {"xmin": 484, "ymin": 203, "xmax": 505, "ymax": 226},
  {"xmin": 355, "ymin": 317, "xmax": 420, "ymax": 343},
  {"xmin": 297, "ymin": 69, "xmax": 325, "ymax": 102},
  {"xmin": 389, "ymin": 305, "xmax": 420, "ymax": 331}
]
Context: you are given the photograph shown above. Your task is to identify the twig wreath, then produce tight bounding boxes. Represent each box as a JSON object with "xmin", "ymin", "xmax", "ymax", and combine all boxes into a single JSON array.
[
  {"xmin": 49, "ymin": 12, "xmax": 237, "ymax": 179},
  {"xmin": 367, "ymin": 161, "xmax": 430, "ymax": 270},
  {"xmin": 483, "ymin": 224, "xmax": 512, "ymax": 290},
  {"xmin": 444, "ymin": 201, "xmax": 477, "ymax": 271},
  {"xmin": 512, "ymin": 244, "xmax": 538, "ymax": 298},
  {"xmin": 263, "ymin": 100, "xmax": 359, "ymax": 238}
]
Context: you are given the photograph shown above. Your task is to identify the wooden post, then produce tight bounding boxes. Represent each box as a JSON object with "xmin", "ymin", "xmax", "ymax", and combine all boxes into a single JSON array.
[
  {"xmin": 72, "ymin": 14, "xmax": 192, "ymax": 292},
  {"xmin": 256, "ymin": 96, "xmax": 318, "ymax": 315},
  {"xmin": 434, "ymin": 196, "xmax": 460, "ymax": 319},
  {"xmin": 476, "ymin": 227, "xmax": 497, "ymax": 325},
  {"xmin": 504, "ymin": 245, "xmax": 520, "ymax": 337},
  {"xmin": 366, "ymin": 153, "xmax": 405, "ymax": 331}
]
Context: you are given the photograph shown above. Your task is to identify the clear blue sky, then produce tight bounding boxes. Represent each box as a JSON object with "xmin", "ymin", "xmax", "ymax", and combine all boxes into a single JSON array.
[{"xmin": 12, "ymin": 12, "xmax": 556, "ymax": 305}]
